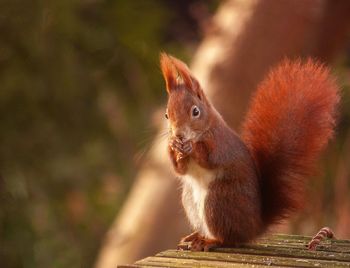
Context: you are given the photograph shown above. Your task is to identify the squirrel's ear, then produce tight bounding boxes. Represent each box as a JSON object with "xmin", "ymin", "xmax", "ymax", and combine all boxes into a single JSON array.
[
  {"xmin": 160, "ymin": 53, "xmax": 177, "ymax": 93},
  {"xmin": 171, "ymin": 56, "xmax": 204, "ymax": 100},
  {"xmin": 168, "ymin": 55, "xmax": 194, "ymax": 90},
  {"xmin": 160, "ymin": 53, "xmax": 203, "ymax": 96}
]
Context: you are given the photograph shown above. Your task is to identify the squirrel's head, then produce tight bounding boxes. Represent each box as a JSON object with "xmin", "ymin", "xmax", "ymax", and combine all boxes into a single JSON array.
[{"xmin": 160, "ymin": 53, "xmax": 212, "ymax": 141}]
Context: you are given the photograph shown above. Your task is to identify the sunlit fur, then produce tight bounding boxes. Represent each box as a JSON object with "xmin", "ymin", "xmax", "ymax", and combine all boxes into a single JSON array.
[{"xmin": 242, "ymin": 59, "xmax": 340, "ymax": 227}]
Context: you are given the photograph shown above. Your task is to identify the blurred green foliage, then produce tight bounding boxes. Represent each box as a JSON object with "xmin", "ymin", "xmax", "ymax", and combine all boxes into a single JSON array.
[{"xmin": 0, "ymin": 0, "xmax": 205, "ymax": 267}]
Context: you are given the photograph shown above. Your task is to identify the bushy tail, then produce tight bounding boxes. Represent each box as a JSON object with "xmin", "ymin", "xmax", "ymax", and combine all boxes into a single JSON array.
[{"xmin": 241, "ymin": 59, "xmax": 340, "ymax": 227}]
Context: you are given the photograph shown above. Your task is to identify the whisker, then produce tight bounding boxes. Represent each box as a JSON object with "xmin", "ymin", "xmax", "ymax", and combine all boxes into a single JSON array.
[{"xmin": 134, "ymin": 128, "xmax": 170, "ymax": 165}]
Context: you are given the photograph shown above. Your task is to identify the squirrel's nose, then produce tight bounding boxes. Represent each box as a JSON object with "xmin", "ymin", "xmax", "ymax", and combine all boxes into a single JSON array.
[{"xmin": 173, "ymin": 129, "xmax": 184, "ymax": 139}]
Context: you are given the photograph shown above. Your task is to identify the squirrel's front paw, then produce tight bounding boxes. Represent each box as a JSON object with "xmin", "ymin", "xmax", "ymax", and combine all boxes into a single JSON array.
[
  {"xmin": 169, "ymin": 138, "xmax": 192, "ymax": 160},
  {"xmin": 181, "ymin": 140, "xmax": 193, "ymax": 155}
]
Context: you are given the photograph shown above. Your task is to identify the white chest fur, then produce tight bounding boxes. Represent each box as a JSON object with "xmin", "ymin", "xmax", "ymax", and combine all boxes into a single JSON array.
[{"xmin": 180, "ymin": 160, "xmax": 220, "ymax": 238}]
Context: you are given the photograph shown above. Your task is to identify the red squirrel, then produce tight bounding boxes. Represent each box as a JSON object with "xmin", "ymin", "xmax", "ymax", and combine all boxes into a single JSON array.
[{"xmin": 160, "ymin": 53, "xmax": 340, "ymax": 251}]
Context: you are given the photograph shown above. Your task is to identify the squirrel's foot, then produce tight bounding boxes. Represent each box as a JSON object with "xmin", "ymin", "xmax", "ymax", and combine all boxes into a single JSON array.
[
  {"xmin": 308, "ymin": 227, "xmax": 335, "ymax": 250},
  {"xmin": 189, "ymin": 237, "xmax": 221, "ymax": 252},
  {"xmin": 177, "ymin": 231, "xmax": 200, "ymax": 250},
  {"xmin": 180, "ymin": 231, "xmax": 200, "ymax": 243},
  {"xmin": 177, "ymin": 233, "xmax": 221, "ymax": 252}
]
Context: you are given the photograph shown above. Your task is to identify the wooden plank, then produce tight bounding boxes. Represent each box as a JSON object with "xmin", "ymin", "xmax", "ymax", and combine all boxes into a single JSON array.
[
  {"xmin": 214, "ymin": 246, "xmax": 350, "ymax": 262},
  {"xmin": 157, "ymin": 250, "xmax": 350, "ymax": 267},
  {"xmin": 271, "ymin": 234, "xmax": 350, "ymax": 245},
  {"xmin": 254, "ymin": 241, "xmax": 350, "ymax": 254},
  {"xmin": 254, "ymin": 234, "xmax": 350, "ymax": 254},
  {"xmin": 177, "ymin": 240, "xmax": 350, "ymax": 262},
  {"xmin": 118, "ymin": 265, "xmax": 144, "ymax": 268},
  {"xmin": 260, "ymin": 234, "xmax": 350, "ymax": 248},
  {"xmin": 129, "ymin": 234, "xmax": 350, "ymax": 267},
  {"xmin": 136, "ymin": 256, "xmax": 273, "ymax": 268}
]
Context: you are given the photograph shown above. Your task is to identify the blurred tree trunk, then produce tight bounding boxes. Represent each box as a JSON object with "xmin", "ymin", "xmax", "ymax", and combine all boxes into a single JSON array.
[{"xmin": 95, "ymin": 0, "xmax": 350, "ymax": 266}]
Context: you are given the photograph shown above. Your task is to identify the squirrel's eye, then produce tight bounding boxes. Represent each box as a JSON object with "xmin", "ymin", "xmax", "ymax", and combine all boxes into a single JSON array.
[
  {"xmin": 165, "ymin": 113, "xmax": 168, "ymax": 119},
  {"xmin": 191, "ymin": 106, "xmax": 200, "ymax": 118}
]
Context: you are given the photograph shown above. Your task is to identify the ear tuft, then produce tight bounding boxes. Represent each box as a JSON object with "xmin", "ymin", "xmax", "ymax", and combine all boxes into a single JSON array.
[
  {"xmin": 160, "ymin": 53, "xmax": 203, "ymax": 96},
  {"xmin": 168, "ymin": 55, "xmax": 193, "ymax": 90},
  {"xmin": 160, "ymin": 52, "xmax": 177, "ymax": 93}
]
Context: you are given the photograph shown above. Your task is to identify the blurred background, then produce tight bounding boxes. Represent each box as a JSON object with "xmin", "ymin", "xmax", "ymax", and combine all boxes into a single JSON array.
[{"xmin": 0, "ymin": 0, "xmax": 349, "ymax": 267}]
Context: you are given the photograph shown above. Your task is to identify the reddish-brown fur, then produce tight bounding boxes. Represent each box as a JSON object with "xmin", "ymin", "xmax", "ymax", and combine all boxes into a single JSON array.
[
  {"xmin": 242, "ymin": 59, "xmax": 340, "ymax": 227},
  {"xmin": 160, "ymin": 53, "xmax": 339, "ymax": 251}
]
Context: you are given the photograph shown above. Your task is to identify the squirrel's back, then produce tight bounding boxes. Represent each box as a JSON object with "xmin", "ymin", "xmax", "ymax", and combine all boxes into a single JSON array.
[{"xmin": 242, "ymin": 59, "xmax": 340, "ymax": 227}]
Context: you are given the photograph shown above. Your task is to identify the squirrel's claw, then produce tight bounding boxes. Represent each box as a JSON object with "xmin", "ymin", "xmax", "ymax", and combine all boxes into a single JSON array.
[
  {"xmin": 182, "ymin": 141, "xmax": 193, "ymax": 155},
  {"xmin": 170, "ymin": 137, "xmax": 192, "ymax": 159},
  {"xmin": 169, "ymin": 138, "xmax": 181, "ymax": 151},
  {"xmin": 177, "ymin": 243, "xmax": 189, "ymax": 251}
]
